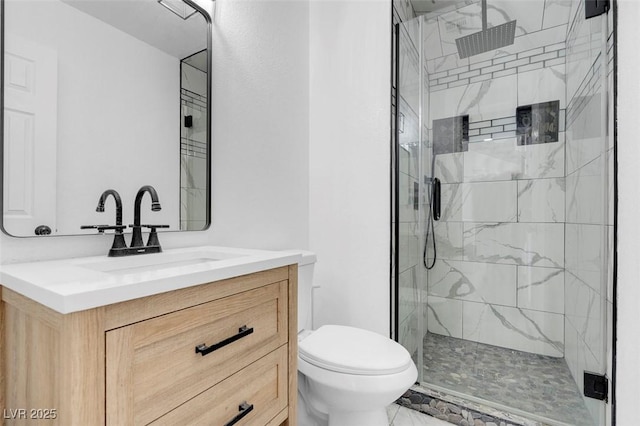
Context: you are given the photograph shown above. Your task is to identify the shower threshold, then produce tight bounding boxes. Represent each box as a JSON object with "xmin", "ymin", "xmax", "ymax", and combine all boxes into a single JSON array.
[{"xmin": 403, "ymin": 333, "xmax": 595, "ymax": 426}]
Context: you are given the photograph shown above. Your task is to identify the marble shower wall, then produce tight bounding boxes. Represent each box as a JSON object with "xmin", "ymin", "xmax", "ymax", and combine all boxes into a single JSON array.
[
  {"xmin": 424, "ymin": 0, "xmax": 572, "ymax": 358},
  {"xmin": 563, "ymin": 1, "xmax": 613, "ymax": 423}
]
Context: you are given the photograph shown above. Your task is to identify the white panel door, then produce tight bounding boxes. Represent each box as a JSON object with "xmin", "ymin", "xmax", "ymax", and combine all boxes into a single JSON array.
[{"xmin": 3, "ymin": 35, "xmax": 57, "ymax": 236}]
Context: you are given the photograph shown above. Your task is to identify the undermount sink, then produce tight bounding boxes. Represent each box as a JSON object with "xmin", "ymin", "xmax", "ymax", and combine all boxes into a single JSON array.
[{"xmin": 77, "ymin": 248, "xmax": 248, "ymax": 275}]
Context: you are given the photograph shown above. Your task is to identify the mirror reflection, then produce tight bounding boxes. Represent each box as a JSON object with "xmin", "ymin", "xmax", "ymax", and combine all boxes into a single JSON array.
[{"xmin": 2, "ymin": 0, "xmax": 210, "ymax": 237}]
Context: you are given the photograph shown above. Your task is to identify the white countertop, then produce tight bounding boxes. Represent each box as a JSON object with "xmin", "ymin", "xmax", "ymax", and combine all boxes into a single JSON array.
[{"xmin": 0, "ymin": 246, "xmax": 301, "ymax": 314}]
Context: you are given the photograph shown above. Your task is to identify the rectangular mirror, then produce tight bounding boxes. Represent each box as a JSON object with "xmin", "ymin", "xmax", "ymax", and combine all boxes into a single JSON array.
[{"xmin": 1, "ymin": 0, "xmax": 211, "ymax": 237}]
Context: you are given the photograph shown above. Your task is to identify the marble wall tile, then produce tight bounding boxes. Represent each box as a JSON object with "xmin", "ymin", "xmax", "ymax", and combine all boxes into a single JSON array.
[
  {"xmin": 566, "ymin": 92, "xmax": 603, "ymax": 175},
  {"xmin": 398, "ymin": 99, "xmax": 421, "ymax": 150},
  {"xmin": 463, "ymin": 222, "xmax": 564, "ymax": 268},
  {"xmin": 463, "ymin": 137, "xmax": 564, "ymax": 182},
  {"xmin": 564, "ymin": 318, "xmax": 579, "ymax": 382},
  {"xmin": 430, "ymin": 75, "xmax": 517, "ymax": 123},
  {"xmin": 426, "ymin": 296, "xmax": 463, "ymax": 338},
  {"xmin": 517, "ymin": 266, "xmax": 564, "ymax": 314},
  {"xmin": 433, "ymin": 152, "xmax": 464, "ymax": 183},
  {"xmin": 460, "ymin": 181, "xmax": 518, "ymax": 222},
  {"xmin": 399, "ymin": 144, "xmax": 412, "ymax": 177},
  {"xmin": 399, "ymin": 312, "xmax": 420, "ymax": 361},
  {"xmin": 439, "ymin": 183, "xmax": 463, "ymax": 222},
  {"xmin": 566, "ymin": 3, "xmax": 593, "ymax": 103},
  {"xmin": 567, "ymin": 0, "xmax": 581, "ymax": 35},
  {"xmin": 517, "ymin": 64, "xmax": 566, "ymax": 108},
  {"xmin": 427, "ymin": 53, "xmax": 470, "ymax": 76},
  {"xmin": 515, "ymin": 135, "xmax": 565, "ymax": 179},
  {"xmin": 427, "ymin": 221, "xmax": 464, "ymax": 261},
  {"xmin": 463, "ymin": 138, "xmax": 520, "ymax": 181},
  {"xmin": 543, "ymin": 0, "xmax": 573, "ymax": 30},
  {"xmin": 437, "ymin": 2, "xmax": 483, "ymax": 57},
  {"xmin": 566, "ymin": 155, "xmax": 604, "ymax": 225},
  {"xmin": 565, "ymin": 271, "xmax": 603, "ymax": 363},
  {"xmin": 428, "ymin": 259, "xmax": 517, "ymax": 306},
  {"xmin": 399, "ymin": 140, "xmax": 421, "ymax": 179},
  {"xmin": 517, "ymin": 178, "xmax": 565, "ymax": 223},
  {"xmin": 565, "ymin": 223, "xmax": 603, "ymax": 293},
  {"xmin": 398, "ymin": 29, "xmax": 421, "ymax": 118},
  {"xmin": 399, "ymin": 222, "xmax": 421, "ymax": 273},
  {"xmin": 423, "ymin": 17, "xmax": 443, "ymax": 60},
  {"xmin": 399, "ymin": 265, "xmax": 420, "ymax": 324},
  {"xmin": 462, "ymin": 301, "xmax": 564, "ymax": 357},
  {"xmin": 398, "ymin": 173, "xmax": 419, "ymax": 223},
  {"xmin": 487, "ymin": 0, "xmax": 544, "ymax": 37}
]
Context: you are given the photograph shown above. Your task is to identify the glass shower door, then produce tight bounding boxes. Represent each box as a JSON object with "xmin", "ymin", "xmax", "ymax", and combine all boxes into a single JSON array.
[
  {"xmin": 393, "ymin": 1, "xmax": 613, "ymax": 424},
  {"xmin": 394, "ymin": 17, "xmax": 427, "ymax": 382}
]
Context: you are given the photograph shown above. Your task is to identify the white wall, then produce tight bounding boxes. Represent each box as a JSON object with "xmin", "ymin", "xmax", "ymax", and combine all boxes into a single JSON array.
[
  {"xmin": 208, "ymin": 0, "xmax": 310, "ymax": 251},
  {"xmin": 614, "ymin": 1, "xmax": 640, "ymax": 422},
  {"xmin": 309, "ymin": 0, "xmax": 392, "ymax": 335}
]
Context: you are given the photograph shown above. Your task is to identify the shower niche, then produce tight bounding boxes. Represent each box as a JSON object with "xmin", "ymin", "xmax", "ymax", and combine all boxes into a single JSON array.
[
  {"xmin": 516, "ymin": 100, "xmax": 561, "ymax": 146},
  {"xmin": 393, "ymin": 1, "xmax": 614, "ymax": 425}
]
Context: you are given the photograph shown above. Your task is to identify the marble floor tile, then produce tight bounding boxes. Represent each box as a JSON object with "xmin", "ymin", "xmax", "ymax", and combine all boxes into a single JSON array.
[{"xmin": 388, "ymin": 404, "xmax": 450, "ymax": 426}]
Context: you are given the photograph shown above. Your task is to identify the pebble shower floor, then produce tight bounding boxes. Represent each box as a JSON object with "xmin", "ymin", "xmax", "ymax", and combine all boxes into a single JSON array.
[{"xmin": 402, "ymin": 333, "xmax": 595, "ymax": 425}]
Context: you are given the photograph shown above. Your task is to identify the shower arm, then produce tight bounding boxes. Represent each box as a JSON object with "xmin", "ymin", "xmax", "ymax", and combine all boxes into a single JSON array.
[{"xmin": 482, "ymin": 0, "xmax": 487, "ymax": 30}]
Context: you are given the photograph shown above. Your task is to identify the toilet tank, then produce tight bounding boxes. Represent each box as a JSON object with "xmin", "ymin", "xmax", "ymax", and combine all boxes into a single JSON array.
[{"xmin": 283, "ymin": 250, "xmax": 317, "ymax": 333}]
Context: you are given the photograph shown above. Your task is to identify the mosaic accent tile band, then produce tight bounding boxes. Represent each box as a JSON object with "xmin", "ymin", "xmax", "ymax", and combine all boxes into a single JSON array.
[{"xmin": 429, "ymin": 44, "xmax": 566, "ymax": 92}]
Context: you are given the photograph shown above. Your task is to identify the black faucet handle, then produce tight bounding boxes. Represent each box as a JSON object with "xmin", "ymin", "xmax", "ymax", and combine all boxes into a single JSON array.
[
  {"xmin": 128, "ymin": 224, "xmax": 170, "ymax": 229},
  {"xmin": 81, "ymin": 224, "xmax": 109, "ymax": 229},
  {"xmin": 81, "ymin": 224, "xmax": 127, "ymax": 234},
  {"xmin": 140, "ymin": 224, "xmax": 170, "ymax": 229}
]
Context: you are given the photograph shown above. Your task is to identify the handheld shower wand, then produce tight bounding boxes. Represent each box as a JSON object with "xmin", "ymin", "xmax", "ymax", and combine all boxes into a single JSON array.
[{"xmin": 423, "ymin": 154, "xmax": 441, "ymax": 270}]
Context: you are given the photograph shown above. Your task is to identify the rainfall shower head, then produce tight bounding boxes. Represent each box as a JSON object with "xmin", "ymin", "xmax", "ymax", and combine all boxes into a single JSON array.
[{"xmin": 455, "ymin": 0, "xmax": 516, "ymax": 59}]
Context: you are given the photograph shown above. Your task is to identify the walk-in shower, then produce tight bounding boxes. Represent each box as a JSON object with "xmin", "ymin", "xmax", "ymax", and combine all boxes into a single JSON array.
[{"xmin": 392, "ymin": 1, "xmax": 614, "ymax": 425}]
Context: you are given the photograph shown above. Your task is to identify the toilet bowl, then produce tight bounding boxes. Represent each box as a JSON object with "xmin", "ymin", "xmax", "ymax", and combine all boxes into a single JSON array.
[
  {"xmin": 298, "ymin": 325, "xmax": 417, "ymax": 426},
  {"xmin": 287, "ymin": 251, "xmax": 417, "ymax": 426}
]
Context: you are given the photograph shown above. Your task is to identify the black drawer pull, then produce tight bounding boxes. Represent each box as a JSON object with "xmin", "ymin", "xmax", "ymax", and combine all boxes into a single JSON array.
[
  {"xmin": 195, "ymin": 325, "xmax": 254, "ymax": 356},
  {"xmin": 224, "ymin": 401, "xmax": 253, "ymax": 426}
]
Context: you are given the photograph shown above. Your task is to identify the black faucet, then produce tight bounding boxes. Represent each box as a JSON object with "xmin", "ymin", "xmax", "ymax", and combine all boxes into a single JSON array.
[
  {"xmin": 130, "ymin": 185, "xmax": 161, "ymax": 248},
  {"xmin": 128, "ymin": 185, "xmax": 169, "ymax": 254},
  {"xmin": 83, "ymin": 186, "xmax": 169, "ymax": 256},
  {"xmin": 81, "ymin": 189, "xmax": 128, "ymax": 256},
  {"xmin": 97, "ymin": 189, "xmax": 123, "ymax": 226}
]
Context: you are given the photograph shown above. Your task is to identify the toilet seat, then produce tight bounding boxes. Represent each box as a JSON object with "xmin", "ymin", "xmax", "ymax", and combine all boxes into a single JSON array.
[{"xmin": 298, "ymin": 325, "xmax": 412, "ymax": 375}]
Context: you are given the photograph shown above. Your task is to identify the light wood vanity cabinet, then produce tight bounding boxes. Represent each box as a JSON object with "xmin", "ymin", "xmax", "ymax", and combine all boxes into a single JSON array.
[{"xmin": 0, "ymin": 265, "xmax": 298, "ymax": 426}]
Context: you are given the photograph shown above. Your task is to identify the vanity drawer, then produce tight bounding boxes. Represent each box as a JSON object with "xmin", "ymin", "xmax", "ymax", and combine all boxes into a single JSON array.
[
  {"xmin": 106, "ymin": 281, "xmax": 288, "ymax": 425},
  {"xmin": 150, "ymin": 345, "xmax": 288, "ymax": 425}
]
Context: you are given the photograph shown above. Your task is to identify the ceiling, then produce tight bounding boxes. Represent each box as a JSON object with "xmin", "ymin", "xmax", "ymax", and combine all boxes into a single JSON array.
[{"xmin": 60, "ymin": 0, "xmax": 207, "ymax": 60}]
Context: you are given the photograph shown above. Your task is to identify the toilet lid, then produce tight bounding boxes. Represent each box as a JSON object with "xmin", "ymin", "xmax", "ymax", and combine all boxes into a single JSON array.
[{"xmin": 298, "ymin": 325, "xmax": 413, "ymax": 375}]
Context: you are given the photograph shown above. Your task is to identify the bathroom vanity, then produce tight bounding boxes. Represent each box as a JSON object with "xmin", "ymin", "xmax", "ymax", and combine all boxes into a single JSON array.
[{"xmin": 0, "ymin": 247, "xmax": 299, "ymax": 425}]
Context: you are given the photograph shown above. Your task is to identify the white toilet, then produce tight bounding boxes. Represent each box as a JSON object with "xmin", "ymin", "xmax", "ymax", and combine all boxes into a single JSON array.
[{"xmin": 294, "ymin": 251, "xmax": 417, "ymax": 426}]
